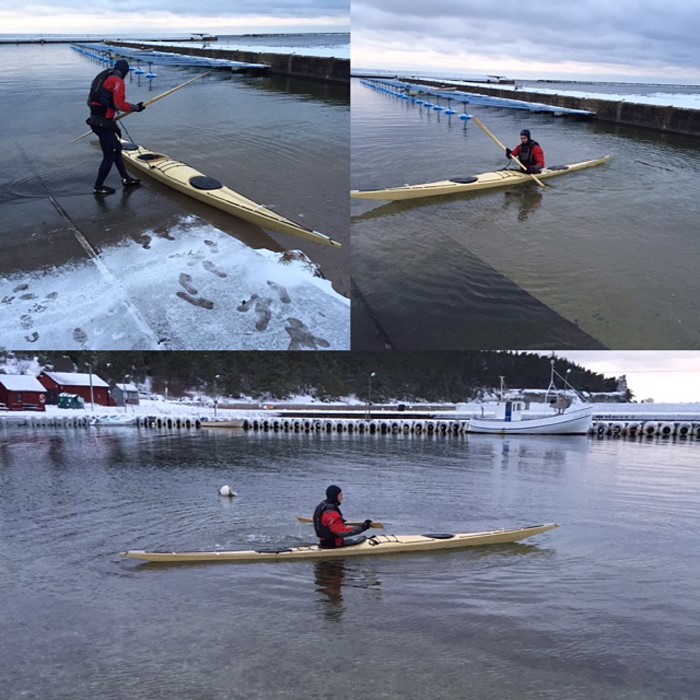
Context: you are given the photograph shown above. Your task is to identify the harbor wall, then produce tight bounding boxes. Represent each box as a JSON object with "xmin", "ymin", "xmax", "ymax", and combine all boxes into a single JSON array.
[
  {"xmin": 108, "ymin": 41, "xmax": 349, "ymax": 85},
  {"xmin": 4, "ymin": 412, "xmax": 700, "ymax": 439},
  {"xmin": 437, "ymin": 83, "xmax": 700, "ymax": 138}
]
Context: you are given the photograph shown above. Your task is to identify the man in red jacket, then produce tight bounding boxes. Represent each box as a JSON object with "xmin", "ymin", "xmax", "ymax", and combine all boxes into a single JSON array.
[
  {"xmin": 87, "ymin": 59, "xmax": 145, "ymax": 195},
  {"xmin": 313, "ymin": 485, "xmax": 373, "ymax": 548},
  {"xmin": 505, "ymin": 129, "xmax": 545, "ymax": 174}
]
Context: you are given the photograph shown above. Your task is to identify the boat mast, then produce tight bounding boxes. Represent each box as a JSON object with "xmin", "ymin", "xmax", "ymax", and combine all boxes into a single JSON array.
[{"xmin": 545, "ymin": 359, "xmax": 558, "ymax": 403}]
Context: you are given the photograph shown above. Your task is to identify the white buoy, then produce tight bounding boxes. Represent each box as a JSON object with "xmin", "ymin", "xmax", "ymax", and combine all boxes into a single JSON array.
[{"xmin": 219, "ymin": 485, "xmax": 237, "ymax": 497}]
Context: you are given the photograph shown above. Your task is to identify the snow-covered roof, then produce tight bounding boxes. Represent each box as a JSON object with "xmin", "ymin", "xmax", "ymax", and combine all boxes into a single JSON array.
[
  {"xmin": 41, "ymin": 371, "xmax": 109, "ymax": 388},
  {"xmin": 115, "ymin": 383, "xmax": 139, "ymax": 392},
  {"xmin": 0, "ymin": 374, "xmax": 46, "ymax": 392}
]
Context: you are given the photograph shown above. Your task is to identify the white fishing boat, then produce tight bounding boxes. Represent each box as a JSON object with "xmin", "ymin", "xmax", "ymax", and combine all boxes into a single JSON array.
[
  {"xmin": 467, "ymin": 368, "xmax": 594, "ymax": 435},
  {"xmin": 467, "ymin": 401, "xmax": 594, "ymax": 435}
]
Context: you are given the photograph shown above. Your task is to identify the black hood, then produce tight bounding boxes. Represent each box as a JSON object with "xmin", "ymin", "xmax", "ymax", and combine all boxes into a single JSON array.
[
  {"xmin": 325, "ymin": 484, "xmax": 342, "ymax": 505},
  {"xmin": 113, "ymin": 59, "xmax": 130, "ymax": 78}
]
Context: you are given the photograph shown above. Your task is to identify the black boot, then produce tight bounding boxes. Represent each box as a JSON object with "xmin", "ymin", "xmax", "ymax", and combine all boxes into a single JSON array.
[
  {"xmin": 94, "ymin": 185, "xmax": 116, "ymax": 195},
  {"xmin": 122, "ymin": 177, "xmax": 141, "ymax": 188}
]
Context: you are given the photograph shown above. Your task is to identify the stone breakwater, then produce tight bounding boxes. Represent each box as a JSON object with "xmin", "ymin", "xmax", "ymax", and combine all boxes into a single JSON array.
[{"xmin": 108, "ymin": 41, "xmax": 349, "ymax": 85}]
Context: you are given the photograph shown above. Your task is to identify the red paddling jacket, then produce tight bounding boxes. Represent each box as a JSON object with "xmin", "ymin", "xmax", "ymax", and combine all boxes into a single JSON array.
[
  {"xmin": 313, "ymin": 500, "xmax": 365, "ymax": 548},
  {"xmin": 511, "ymin": 139, "xmax": 545, "ymax": 173},
  {"xmin": 87, "ymin": 67, "xmax": 138, "ymax": 120}
]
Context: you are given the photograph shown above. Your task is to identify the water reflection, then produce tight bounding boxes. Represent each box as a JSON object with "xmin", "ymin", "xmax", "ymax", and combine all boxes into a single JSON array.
[
  {"xmin": 314, "ymin": 560, "xmax": 346, "ymax": 622},
  {"xmin": 503, "ymin": 187, "xmax": 543, "ymax": 221},
  {"xmin": 313, "ymin": 559, "xmax": 383, "ymax": 623}
]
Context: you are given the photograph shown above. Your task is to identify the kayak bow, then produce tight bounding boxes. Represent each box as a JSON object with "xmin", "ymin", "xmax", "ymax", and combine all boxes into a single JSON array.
[
  {"xmin": 120, "ymin": 141, "xmax": 340, "ymax": 247},
  {"xmin": 351, "ymin": 156, "xmax": 611, "ymax": 201},
  {"xmin": 122, "ymin": 523, "xmax": 558, "ymax": 563}
]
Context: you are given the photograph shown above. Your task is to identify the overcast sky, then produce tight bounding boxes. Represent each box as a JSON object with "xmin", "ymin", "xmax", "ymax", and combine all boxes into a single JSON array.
[
  {"xmin": 542, "ymin": 351, "xmax": 700, "ymax": 404},
  {"xmin": 0, "ymin": 1, "xmax": 349, "ymax": 34},
  {"xmin": 353, "ymin": 0, "xmax": 700, "ymax": 83}
]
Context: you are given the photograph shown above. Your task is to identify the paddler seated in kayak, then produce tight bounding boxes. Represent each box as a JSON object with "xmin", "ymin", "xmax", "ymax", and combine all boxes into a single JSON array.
[
  {"xmin": 505, "ymin": 129, "xmax": 545, "ymax": 174},
  {"xmin": 86, "ymin": 59, "xmax": 145, "ymax": 195},
  {"xmin": 313, "ymin": 485, "xmax": 373, "ymax": 548}
]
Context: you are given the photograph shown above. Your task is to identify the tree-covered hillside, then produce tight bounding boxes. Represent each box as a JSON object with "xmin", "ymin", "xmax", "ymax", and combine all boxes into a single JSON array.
[{"xmin": 0, "ymin": 351, "xmax": 622, "ymax": 402}]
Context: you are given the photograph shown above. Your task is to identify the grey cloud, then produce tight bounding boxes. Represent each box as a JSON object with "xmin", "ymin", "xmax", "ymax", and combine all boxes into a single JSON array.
[
  {"xmin": 10, "ymin": 0, "xmax": 348, "ymax": 19},
  {"xmin": 353, "ymin": 0, "xmax": 700, "ymax": 75}
]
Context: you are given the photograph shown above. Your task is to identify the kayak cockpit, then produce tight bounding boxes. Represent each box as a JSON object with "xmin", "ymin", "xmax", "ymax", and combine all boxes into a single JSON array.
[{"xmin": 190, "ymin": 175, "xmax": 223, "ymax": 190}]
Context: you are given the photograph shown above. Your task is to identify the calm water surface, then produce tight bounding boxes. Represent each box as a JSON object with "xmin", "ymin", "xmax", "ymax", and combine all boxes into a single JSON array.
[
  {"xmin": 351, "ymin": 79, "xmax": 700, "ymax": 350},
  {"xmin": 1, "ymin": 427, "xmax": 698, "ymax": 699}
]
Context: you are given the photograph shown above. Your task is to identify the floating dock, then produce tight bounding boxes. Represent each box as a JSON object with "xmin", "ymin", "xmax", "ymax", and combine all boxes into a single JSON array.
[
  {"xmin": 72, "ymin": 43, "xmax": 266, "ymax": 72},
  {"xmin": 107, "ymin": 40, "xmax": 349, "ymax": 85},
  {"xmin": 368, "ymin": 76, "xmax": 700, "ymax": 138},
  {"xmin": 359, "ymin": 77, "xmax": 594, "ymax": 117}
]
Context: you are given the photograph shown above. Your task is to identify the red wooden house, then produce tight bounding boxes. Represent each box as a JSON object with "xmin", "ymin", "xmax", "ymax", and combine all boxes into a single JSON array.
[
  {"xmin": 0, "ymin": 375, "xmax": 47, "ymax": 411},
  {"xmin": 38, "ymin": 371, "xmax": 115, "ymax": 407}
]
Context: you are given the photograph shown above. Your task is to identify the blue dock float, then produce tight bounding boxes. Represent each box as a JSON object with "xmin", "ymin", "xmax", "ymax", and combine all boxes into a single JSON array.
[{"xmin": 360, "ymin": 77, "xmax": 594, "ymax": 117}]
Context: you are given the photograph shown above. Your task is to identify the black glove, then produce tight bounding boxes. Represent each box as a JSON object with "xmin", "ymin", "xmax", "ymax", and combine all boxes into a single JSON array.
[
  {"xmin": 133, "ymin": 102, "xmax": 146, "ymax": 112},
  {"xmin": 361, "ymin": 519, "xmax": 373, "ymax": 531},
  {"xmin": 505, "ymin": 148, "xmax": 512, "ymax": 159}
]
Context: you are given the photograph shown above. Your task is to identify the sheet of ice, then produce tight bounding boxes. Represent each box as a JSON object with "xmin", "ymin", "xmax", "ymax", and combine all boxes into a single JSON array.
[{"xmin": 0, "ymin": 217, "xmax": 349, "ymax": 351}]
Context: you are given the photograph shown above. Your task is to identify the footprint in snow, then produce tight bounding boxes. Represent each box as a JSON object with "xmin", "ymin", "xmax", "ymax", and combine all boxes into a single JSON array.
[
  {"xmin": 178, "ymin": 273, "xmax": 198, "ymax": 295},
  {"xmin": 202, "ymin": 260, "xmax": 227, "ymax": 278},
  {"xmin": 176, "ymin": 291, "xmax": 214, "ymax": 310},
  {"xmin": 237, "ymin": 294, "xmax": 273, "ymax": 331},
  {"xmin": 267, "ymin": 281, "xmax": 291, "ymax": 304},
  {"xmin": 73, "ymin": 328, "xmax": 88, "ymax": 347},
  {"xmin": 284, "ymin": 318, "xmax": 330, "ymax": 350}
]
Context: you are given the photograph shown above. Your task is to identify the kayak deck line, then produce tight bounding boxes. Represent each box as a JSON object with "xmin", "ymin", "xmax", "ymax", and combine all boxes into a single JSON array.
[
  {"xmin": 351, "ymin": 155, "xmax": 611, "ymax": 201},
  {"xmin": 121, "ymin": 523, "xmax": 559, "ymax": 563},
  {"xmin": 120, "ymin": 141, "xmax": 341, "ymax": 247}
]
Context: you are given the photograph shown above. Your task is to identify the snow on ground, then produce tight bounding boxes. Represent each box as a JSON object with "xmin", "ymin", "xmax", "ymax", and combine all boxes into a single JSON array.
[{"xmin": 0, "ymin": 217, "xmax": 350, "ymax": 351}]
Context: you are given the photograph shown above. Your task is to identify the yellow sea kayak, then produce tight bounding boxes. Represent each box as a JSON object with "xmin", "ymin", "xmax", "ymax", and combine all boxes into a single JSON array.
[
  {"xmin": 351, "ymin": 156, "xmax": 611, "ymax": 201},
  {"xmin": 122, "ymin": 523, "xmax": 559, "ymax": 563},
  {"xmin": 120, "ymin": 141, "xmax": 340, "ymax": 247}
]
